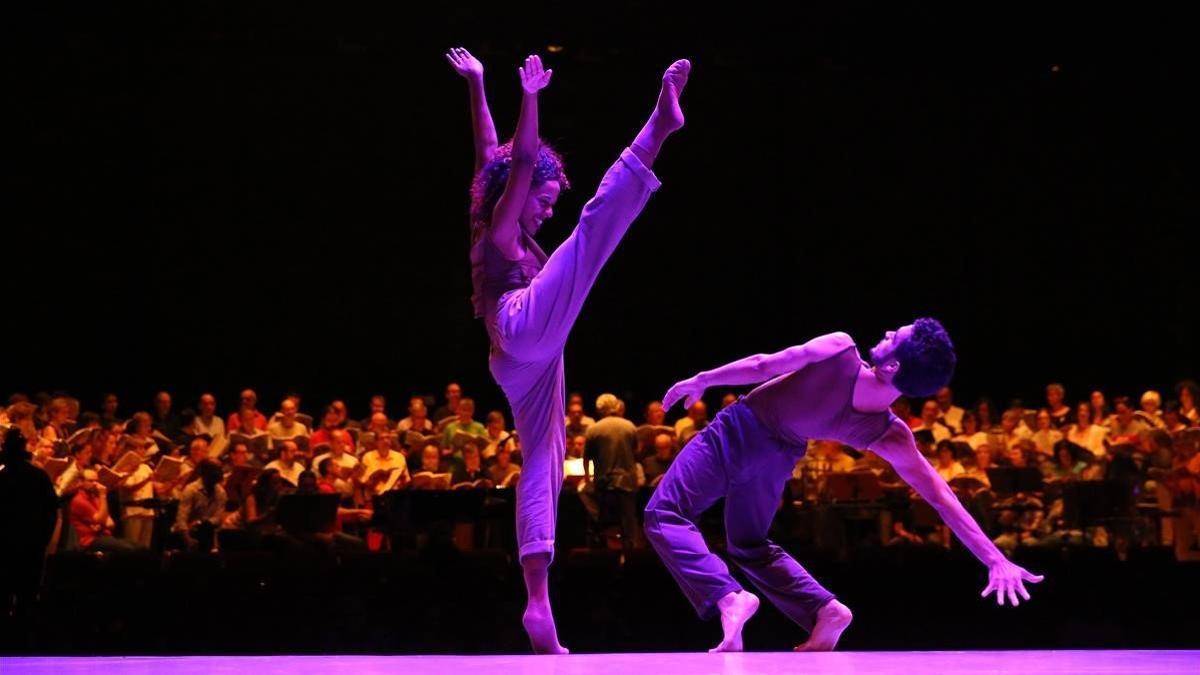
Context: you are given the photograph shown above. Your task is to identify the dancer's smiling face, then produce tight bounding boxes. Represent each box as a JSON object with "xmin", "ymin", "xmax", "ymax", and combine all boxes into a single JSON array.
[{"xmin": 520, "ymin": 180, "xmax": 561, "ymax": 236}]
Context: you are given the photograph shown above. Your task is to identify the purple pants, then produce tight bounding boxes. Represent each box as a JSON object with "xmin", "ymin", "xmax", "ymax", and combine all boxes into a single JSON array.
[
  {"xmin": 488, "ymin": 148, "xmax": 661, "ymax": 562},
  {"xmin": 645, "ymin": 401, "xmax": 836, "ymax": 629}
]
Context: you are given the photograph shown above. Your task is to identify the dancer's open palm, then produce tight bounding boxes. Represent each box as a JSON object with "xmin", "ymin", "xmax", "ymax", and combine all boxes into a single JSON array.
[
  {"xmin": 982, "ymin": 558, "xmax": 1044, "ymax": 607},
  {"xmin": 445, "ymin": 47, "xmax": 484, "ymax": 79},
  {"xmin": 520, "ymin": 55, "xmax": 553, "ymax": 94}
]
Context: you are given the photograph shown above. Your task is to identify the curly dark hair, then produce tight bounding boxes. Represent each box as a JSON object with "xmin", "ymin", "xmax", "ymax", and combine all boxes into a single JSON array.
[
  {"xmin": 469, "ymin": 140, "xmax": 569, "ymax": 241},
  {"xmin": 893, "ymin": 318, "xmax": 957, "ymax": 398}
]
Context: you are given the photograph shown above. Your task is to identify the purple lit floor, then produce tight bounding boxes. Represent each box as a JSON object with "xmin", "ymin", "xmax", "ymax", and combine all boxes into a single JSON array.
[{"xmin": 3, "ymin": 652, "xmax": 1198, "ymax": 674}]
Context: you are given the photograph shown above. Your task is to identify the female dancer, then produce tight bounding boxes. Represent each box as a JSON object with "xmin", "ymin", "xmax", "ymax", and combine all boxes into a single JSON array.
[{"xmin": 447, "ymin": 47, "xmax": 690, "ymax": 653}]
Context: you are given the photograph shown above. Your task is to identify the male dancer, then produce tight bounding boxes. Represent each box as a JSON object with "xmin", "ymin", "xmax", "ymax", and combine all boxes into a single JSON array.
[
  {"xmin": 648, "ymin": 320, "xmax": 1044, "ymax": 652},
  {"xmin": 447, "ymin": 47, "xmax": 690, "ymax": 653}
]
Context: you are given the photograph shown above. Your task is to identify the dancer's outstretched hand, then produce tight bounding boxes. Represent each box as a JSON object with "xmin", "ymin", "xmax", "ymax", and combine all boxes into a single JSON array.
[
  {"xmin": 519, "ymin": 55, "xmax": 553, "ymax": 94},
  {"xmin": 445, "ymin": 47, "xmax": 484, "ymax": 79},
  {"xmin": 982, "ymin": 557, "xmax": 1044, "ymax": 607},
  {"xmin": 663, "ymin": 376, "xmax": 706, "ymax": 412}
]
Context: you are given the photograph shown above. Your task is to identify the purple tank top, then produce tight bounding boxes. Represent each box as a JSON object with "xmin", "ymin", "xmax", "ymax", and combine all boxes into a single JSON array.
[
  {"xmin": 470, "ymin": 230, "xmax": 548, "ymax": 323},
  {"xmin": 743, "ymin": 344, "xmax": 897, "ymax": 449}
]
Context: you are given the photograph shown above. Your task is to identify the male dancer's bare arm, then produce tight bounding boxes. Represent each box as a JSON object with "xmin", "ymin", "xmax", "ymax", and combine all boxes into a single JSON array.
[
  {"xmin": 489, "ymin": 55, "xmax": 553, "ymax": 260},
  {"xmin": 445, "ymin": 47, "xmax": 499, "ymax": 174},
  {"xmin": 870, "ymin": 420, "xmax": 1045, "ymax": 606},
  {"xmin": 662, "ymin": 332, "xmax": 854, "ymax": 410}
]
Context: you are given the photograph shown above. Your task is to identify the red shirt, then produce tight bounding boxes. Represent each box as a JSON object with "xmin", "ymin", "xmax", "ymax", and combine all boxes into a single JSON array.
[
  {"xmin": 316, "ymin": 482, "xmax": 342, "ymax": 533},
  {"xmin": 69, "ymin": 490, "xmax": 111, "ymax": 549},
  {"xmin": 228, "ymin": 410, "xmax": 268, "ymax": 432}
]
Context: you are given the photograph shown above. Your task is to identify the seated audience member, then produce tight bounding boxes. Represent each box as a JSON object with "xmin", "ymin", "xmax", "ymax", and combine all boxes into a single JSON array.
[
  {"xmin": 192, "ymin": 393, "xmax": 227, "ymax": 445},
  {"xmin": 564, "ymin": 392, "xmax": 597, "ymax": 428},
  {"xmin": 641, "ymin": 433, "xmax": 676, "ymax": 486},
  {"xmin": 312, "ymin": 429, "xmax": 360, "ymax": 498},
  {"xmin": 360, "ymin": 395, "xmax": 391, "ymax": 429},
  {"xmin": 1163, "ymin": 401, "xmax": 1190, "ymax": 435},
  {"xmin": 1045, "ymin": 383, "xmax": 1073, "ymax": 428},
  {"xmin": 452, "ymin": 444, "xmax": 493, "ymax": 487},
  {"xmin": 69, "ymin": 469, "xmax": 139, "ymax": 554},
  {"xmin": 481, "ymin": 411, "xmax": 516, "ymax": 462},
  {"xmin": 674, "ymin": 400, "xmax": 709, "ymax": 447},
  {"xmin": 1108, "ymin": 396, "xmax": 1150, "ymax": 445},
  {"xmin": 1066, "ymin": 402, "xmax": 1109, "ymax": 458},
  {"xmin": 264, "ymin": 440, "xmax": 305, "ymax": 487},
  {"xmin": 359, "ymin": 434, "xmax": 410, "ymax": 497},
  {"xmin": 441, "ymin": 398, "xmax": 486, "ymax": 450},
  {"xmin": 1043, "ymin": 440, "xmax": 1089, "ymax": 482},
  {"xmin": 173, "ymin": 460, "xmax": 227, "ymax": 551},
  {"xmin": 309, "ymin": 406, "xmax": 343, "ymax": 449},
  {"xmin": 267, "ymin": 398, "xmax": 310, "ymax": 447},
  {"xmin": 1030, "ymin": 409, "xmax": 1065, "ymax": 460},
  {"xmin": 935, "ymin": 386, "xmax": 965, "ymax": 434},
  {"xmin": 934, "ymin": 440, "xmax": 966, "ymax": 481},
  {"xmin": 243, "ymin": 469, "xmax": 287, "ymax": 534},
  {"xmin": 432, "ymin": 382, "xmax": 464, "ymax": 429},
  {"xmin": 488, "ymin": 445, "xmax": 521, "ymax": 487},
  {"xmin": 228, "ymin": 389, "xmax": 268, "ymax": 432},
  {"xmin": 952, "ymin": 410, "xmax": 989, "ymax": 450},
  {"xmin": 396, "ymin": 396, "xmax": 434, "ymax": 434}
]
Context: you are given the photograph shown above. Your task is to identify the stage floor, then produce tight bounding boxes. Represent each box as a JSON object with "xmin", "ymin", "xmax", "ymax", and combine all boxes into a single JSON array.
[{"xmin": 3, "ymin": 652, "xmax": 1198, "ymax": 674}]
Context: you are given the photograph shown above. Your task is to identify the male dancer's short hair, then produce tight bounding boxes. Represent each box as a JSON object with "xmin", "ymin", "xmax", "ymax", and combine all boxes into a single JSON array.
[{"xmin": 893, "ymin": 317, "xmax": 957, "ymax": 398}]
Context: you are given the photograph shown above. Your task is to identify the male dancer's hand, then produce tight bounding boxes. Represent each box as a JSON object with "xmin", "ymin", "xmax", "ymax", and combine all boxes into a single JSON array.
[
  {"xmin": 519, "ymin": 54, "xmax": 553, "ymax": 95},
  {"xmin": 982, "ymin": 557, "xmax": 1044, "ymax": 607},
  {"xmin": 445, "ymin": 47, "xmax": 484, "ymax": 81},
  {"xmin": 663, "ymin": 376, "xmax": 707, "ymax": 411}
]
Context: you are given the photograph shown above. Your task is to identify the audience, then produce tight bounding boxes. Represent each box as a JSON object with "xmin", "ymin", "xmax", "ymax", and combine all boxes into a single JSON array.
[{"xmin": 4, "ymin": 376, "xmax": 1197, "ymax": 563}]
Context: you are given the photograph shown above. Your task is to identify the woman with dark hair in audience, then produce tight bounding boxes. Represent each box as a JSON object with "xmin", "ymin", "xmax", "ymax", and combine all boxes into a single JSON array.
[
  {"xmin": 1066, "ymin": 402, "xmax": 1109, "ymax": 459},
  {"xmin": 40, "ymin": 398, "xmax": 72, "ymax": 448},
  {"xmin": 244, "ymin": 468, "xmax": 286, "ymax": 535},
  {"xmin": 952, "ymin": 410, "xmax": 989, "ymax": 450},
  {"xmin": 1163, "ymin": 400, "xmax": 1190, "ymax": 435},
  {"xmin": 1089, "ymin": 390, "xmax": 1112, "ymax": 426},
  {"xmin": 1044, "ymin": 440, "xmax": 1089, "ymax": 482},
  {"xmin": 1030, "ymin": 409, "xmax": 1064, "ymax": 461},
  {"xmin": 975, "ymin": 397, "xmax": 998, "ymax": 433},
  {"xmin": 1176, "ymin": 380, "xmax": 1200, "ymax": 425}
]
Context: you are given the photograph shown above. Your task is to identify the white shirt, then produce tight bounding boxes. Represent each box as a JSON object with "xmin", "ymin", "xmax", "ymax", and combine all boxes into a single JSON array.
[
  {"xmin": 360, "ymin": 449, "xmax": 409, "ymax": 477},
  {"xmin": 1066, "ymin": 424, "xmax": 1109, "ymax": 459},
  {"xmin": 1031, "ymin": 429, "xmax": 1064, "ymax": 458},
  {"xmin": 937, "ymin": 462, "xmax": 966, "ymax": 481},
  {"xmin": 264, "ymin": 459, "xmax": 305, "ymax": 487},
  {"xmin": 267, "ymin": 420, "xmax": 310, "ymax": 444},
  {"xmin": 953, "ymin": 432, "xmax": 989, "ymax": 450},
  {"xmin": 940, "ymin": 405, "xmax": 965, "ymax": 434},
  {"xmin": 193, "ymin": 415, "xmax": 227, "ymax": 442},
  {"xmin": 482, "ymin": 429, "xmax": 517, "ymax": 460},
  {"xmin": 313, "ymin": 451, "xmax": 358, "ymax": 479},
  {"xmin": 564, "ymin": 456, "xmax": 586, "ymax": 477},
  {"xmin": 916, "ymin": 421, "xmax": 953, "ymax": 444},
  {"xmin": 396, "ymin": 417, "xmax": 433, "ymax": 433},
  {"xmin": 121, "ymin": 463, "xmax": 155, "ymax": 518}
]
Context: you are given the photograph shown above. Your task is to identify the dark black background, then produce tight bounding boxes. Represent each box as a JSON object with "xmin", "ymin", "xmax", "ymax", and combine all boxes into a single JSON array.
[{"xmin": 9, "ymin": 3, "xmax": 1195, "ymax": 420}]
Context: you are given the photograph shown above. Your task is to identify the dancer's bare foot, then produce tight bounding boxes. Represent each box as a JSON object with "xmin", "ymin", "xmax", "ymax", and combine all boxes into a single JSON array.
[
  {"xmin": 523, "ymin": 600, "xmax": 569, "ymax": 655},
  {"xmin": 655, "ymin": 59, "xmax": 691, "ymax": 132},
  {"xmin": 709, "ymin": 590, "xmax": 759, "ymax": 653},
  {"xmin": 521, "ymin": 554, "xmax": 568, "ymax": 655},
  {"xmin": 632, "ymin": 59, "xmax": 691, "ymax": 168},
  {"xmin": 794, "ymin": 599, "xmax": 853, "ymax": 652}
]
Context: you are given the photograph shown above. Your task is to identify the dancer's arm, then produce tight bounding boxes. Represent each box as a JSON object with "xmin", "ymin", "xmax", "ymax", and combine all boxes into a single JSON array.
[
  {"xmin": 445, "ymin": 47, "xmax": 499, "ymax": 174},
  {"xmin": 662, "ymin": 332, "xmax": 854, "ymax": 410},
  {"xmin": 489, "ymin": 55, "xmax": 552, "ymax": 260},
  {"xmin": 870, "ymin": 420, "xmax": 1045, "ymax": 606}
]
